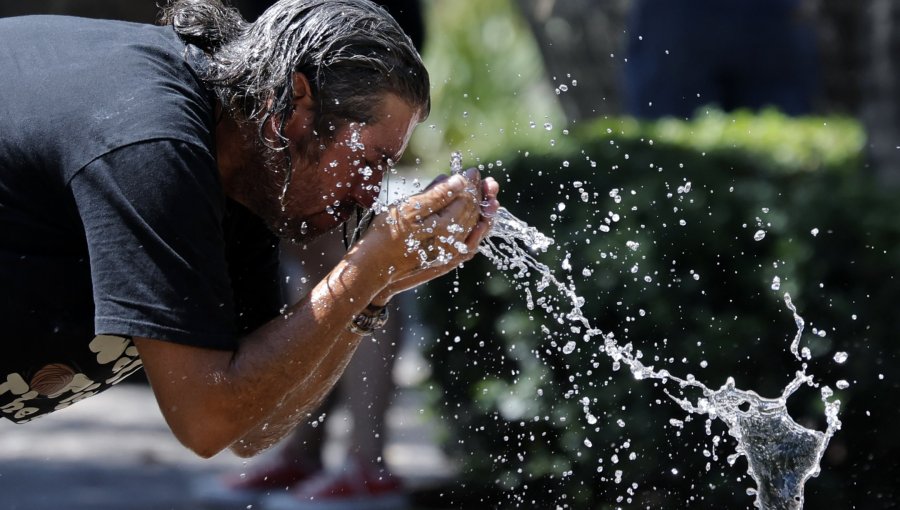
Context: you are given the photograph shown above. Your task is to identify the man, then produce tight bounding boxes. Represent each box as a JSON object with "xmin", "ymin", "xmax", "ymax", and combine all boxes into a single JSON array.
[{"xmin": 0, "ymin": 0, "xmax": 500, "ymax": 460}]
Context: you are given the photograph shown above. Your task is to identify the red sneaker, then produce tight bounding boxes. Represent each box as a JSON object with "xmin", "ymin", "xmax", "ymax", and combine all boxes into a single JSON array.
[
  {"xmin": 224, "ymin": 459, "xmax": 319, "ymax": 491},
  {"xmin": 191, "ymin": 458, "xmax": 318, "ymax": 507},
  {"xmin": 261, "ymin": 458, "xmax": 407, "ymax": 510}
]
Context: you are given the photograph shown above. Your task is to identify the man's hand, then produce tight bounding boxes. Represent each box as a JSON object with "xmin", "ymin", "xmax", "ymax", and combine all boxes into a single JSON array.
[{"xmin": 352, "ymin": 167, "xmax": 501, "ymax": 305}]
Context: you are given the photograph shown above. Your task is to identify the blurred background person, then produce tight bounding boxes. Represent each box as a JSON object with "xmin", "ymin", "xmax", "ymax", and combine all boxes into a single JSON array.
[{"xmin": 622, "ymin": 0, "xmax": 820, "ymax": 119}]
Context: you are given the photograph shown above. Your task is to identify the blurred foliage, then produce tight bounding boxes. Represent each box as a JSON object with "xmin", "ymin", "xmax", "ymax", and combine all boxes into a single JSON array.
[
  {"xmin": 409, "ymin": 0, "xmax": 564, "ymax": 173},
  {"xmin": 419, "ymin": 110, "xmax": 900, "ymax": 508},
  {"xmin": 610, "ymin": 110, "xmax": 866, "ymax": 174}
]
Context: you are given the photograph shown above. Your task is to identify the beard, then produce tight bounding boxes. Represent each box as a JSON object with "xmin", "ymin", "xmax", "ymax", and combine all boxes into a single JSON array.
[{"xmin": 234, "ymin": 128, "xmax": 353, "ymax": 244}]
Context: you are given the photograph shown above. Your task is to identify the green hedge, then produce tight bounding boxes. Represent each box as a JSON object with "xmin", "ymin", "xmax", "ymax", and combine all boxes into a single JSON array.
[{"xmin": 419, "ymin": 110, "xmax": 900, "ymax": 508}]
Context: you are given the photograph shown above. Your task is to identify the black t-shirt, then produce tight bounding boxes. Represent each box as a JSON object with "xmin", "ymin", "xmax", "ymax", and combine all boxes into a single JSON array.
[{"xmin": 0, "ymin": 16, "xmax": 282, "ymax": 423}]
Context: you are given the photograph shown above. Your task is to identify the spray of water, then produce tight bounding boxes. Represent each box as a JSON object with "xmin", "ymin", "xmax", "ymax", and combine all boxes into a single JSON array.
[{"xmin": 477, "ymin": 191, "xmax": 842, "ymax": 510}]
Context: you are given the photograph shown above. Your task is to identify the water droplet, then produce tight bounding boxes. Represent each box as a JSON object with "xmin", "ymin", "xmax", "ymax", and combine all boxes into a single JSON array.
[
  {"xmin": 833, "ymin": 351, "xmax": 848, "ymax": 364},
  {"xmin": 348, "ymin": 129, "xmax": 365, "ymax": 152},
  {"xmin": 771, "ymin": 276, "xmax": 781, "ymax": 290},
  {"xmin": 753, "ymin": 230, "xmax": 766, "ymax": 241}
]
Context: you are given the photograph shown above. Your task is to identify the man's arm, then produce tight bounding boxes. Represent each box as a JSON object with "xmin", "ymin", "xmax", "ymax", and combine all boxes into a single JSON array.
[
  {"xmin": 134, "ymin": 171, "xmax": 497, "ymax": 458},
  {"xmin": 134, "ymin": 247, "xmax": 381, "ymax": 458},
  {"xmin": 226, "ymin": 173, "xmax": 501, "ymax": 457}
]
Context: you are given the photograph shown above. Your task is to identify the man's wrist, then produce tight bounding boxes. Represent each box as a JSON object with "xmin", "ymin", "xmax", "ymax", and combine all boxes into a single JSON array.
[{"xmin": 347, "ymin": 302, "xmax": 389, "ymax": 336}]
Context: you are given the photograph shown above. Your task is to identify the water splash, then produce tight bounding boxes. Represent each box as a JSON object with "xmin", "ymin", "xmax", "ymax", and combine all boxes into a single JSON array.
[
  {"xmin": 450, "ymin": 150, "xmax": 464, "ymax": 175},
  {"xmin": 479, "ymin": 206, "xmax": 842, "ymax": 510}
]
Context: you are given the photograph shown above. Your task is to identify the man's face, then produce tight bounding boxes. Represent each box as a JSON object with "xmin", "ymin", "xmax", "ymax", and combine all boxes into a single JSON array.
[{"xmin": 260, "ymin": 93, "xmax": 421, "ymax": 242}]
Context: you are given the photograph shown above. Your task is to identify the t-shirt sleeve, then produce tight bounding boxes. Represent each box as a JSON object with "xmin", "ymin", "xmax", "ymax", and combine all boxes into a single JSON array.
[{"xmin": 69, "ymin": 139, "xmax": 238, "ymax": 350}]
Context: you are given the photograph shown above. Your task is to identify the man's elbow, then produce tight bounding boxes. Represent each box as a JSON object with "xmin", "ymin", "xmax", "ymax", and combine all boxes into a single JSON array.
[
  {"xmin": 172, "ymin": 421, "xmax": 233, "ymax": 459},
  {"xmin": 179, "ymin": 424, "xmax": 270, "ymax": 459},
  {"xmin": 161, "ymin": 405, "xmax": 248, "ymax": 459}
]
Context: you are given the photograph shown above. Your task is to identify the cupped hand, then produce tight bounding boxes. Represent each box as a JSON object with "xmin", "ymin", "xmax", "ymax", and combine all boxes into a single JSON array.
[{"xmin": 352, "ymin": 167, "xmax": 500, "ymax": 305}]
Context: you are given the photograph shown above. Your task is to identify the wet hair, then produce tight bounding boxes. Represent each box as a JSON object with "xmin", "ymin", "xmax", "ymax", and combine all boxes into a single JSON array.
[{"xmin": 160, "ymin": 0, "xmax": 430, "ymax": 146}]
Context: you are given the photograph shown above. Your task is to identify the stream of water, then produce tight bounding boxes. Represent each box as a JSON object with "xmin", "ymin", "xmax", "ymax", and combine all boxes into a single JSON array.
[{"xmin": 478, "ymin": 201, "xmax": 842, "ymax": 509}]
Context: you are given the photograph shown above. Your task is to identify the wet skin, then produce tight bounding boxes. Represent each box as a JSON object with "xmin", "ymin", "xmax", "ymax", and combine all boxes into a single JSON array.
[{"xmin": 132, "ymin": 73, "xmax": 501, "ymax": 458}]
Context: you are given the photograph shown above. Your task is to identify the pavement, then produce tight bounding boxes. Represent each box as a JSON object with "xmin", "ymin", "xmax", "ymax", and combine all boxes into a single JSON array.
[{"xmin": 0, "ymin": 346, "xmax": 458, "ymax": 510}]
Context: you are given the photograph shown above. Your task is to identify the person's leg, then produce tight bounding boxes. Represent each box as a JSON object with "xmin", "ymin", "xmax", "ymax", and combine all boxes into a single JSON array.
[
  {"xmin": 623, "ymin": 0, "xmax": 723, "ymax": 119},
  {"xmin": 261, "ymin": 234, "xmax": 408, "ymax": 510},
  {"xmin": 278, "ymin": 228, "xmax": 403, "ymax": 471},
  {"xmin": 343, "ymin": 301, "xmax": 402, "ymax": 466},
  {"xmin": 734, "ymin": 6, "xmax": 819, "ymax": 115}
]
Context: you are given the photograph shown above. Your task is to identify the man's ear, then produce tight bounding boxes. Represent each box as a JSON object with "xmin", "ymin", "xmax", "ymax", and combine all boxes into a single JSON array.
[
  {"xmin": 280, "ymin": 72, "xmax": 316, "ymax": 141},
  {"xmin": 291, "ymin": 72, "xmax": 315, "ymax": 111}
]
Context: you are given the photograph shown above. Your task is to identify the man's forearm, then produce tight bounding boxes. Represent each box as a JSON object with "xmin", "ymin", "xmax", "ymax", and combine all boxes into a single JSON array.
[
  {"xmin": 136, "ymin": 246, "xmax": 390, "ymax": 458},
  {"xmin": 228, "ymin": 327, "xmax": 366, "ymax": 457}
]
